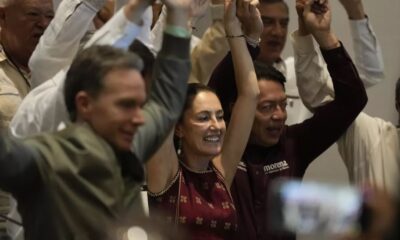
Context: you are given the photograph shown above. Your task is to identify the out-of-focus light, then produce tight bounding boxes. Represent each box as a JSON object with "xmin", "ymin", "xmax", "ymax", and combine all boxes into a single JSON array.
[{"xmin": 127, "ymin": 226, "xmax": 148, "ymax": 240}]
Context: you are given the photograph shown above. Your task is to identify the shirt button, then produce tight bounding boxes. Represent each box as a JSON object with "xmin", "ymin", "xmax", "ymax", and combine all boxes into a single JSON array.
[{"xmin": 255, "ymin": 170, "xmax": 260, "ymax": 175}]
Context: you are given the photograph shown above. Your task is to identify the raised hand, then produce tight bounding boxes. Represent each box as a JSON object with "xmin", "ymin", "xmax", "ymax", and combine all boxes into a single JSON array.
[
  {"xmin": 93, "ymin": 0, "xmax": 114, "ymax": 29},
  {"xmin": 302, "ymin": 0, "xmax": 339, "ymax": 49},
  {"xmin": 296, "ymin": 0, "xmax": 306, "ymax": 16},
  {"xmin": 162, "ymin": 0, "xmax": 192, "ymax": 29},
  {"xmin": 338, "ymin": 0, "xmax": 365, "ymax": 20},
  {"xmin": 295, "ymin": 0, "xmax": 309, "ymax": 36},
  {"xmin": 124, "ymin": 0, "xmax": 154, "ymax": 23},
  {"xmin": 191, "ymin": 0, "xmax": 210, "ymax": 18},
  {"xmin": 303, "ymin": 0, "xmax": 331, "ymax": 33},
  {"xmin": 224, "ymin": 0, "xmax": 242, "ymax": 36},
  {"xmin": 236, "ymin": 0, "xmax": 263, "ymax": 42}
]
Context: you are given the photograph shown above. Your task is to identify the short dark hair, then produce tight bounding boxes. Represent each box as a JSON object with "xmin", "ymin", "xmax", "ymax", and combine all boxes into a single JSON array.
[
  {"xmin": 64, "ymin": 45, "xmax": 144, "ymax": 121},
  {"xmin": 254, "ymin": 61, "xmax": 286, "ymax": 89}
]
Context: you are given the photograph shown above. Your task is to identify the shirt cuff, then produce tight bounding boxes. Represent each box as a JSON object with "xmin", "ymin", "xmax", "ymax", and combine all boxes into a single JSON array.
[
  {"xmin": 84, "ymin": 8, "xmax": 142, "ymax": 49},
  {"xmin": 291, "ymin": 30, "xmax": 316, "ymax": 56},
  {"xmin": 349, "ymin": 17, "xmax": 375, "ymax": 40},
  {"xmin": 164, "ymin": 25, "xmax": 191, "ymax": 39},
  {"xmin": 160, "ymin": 33, "xmax": 190, "ymax": 59},
  {"xmin": 320, "ymin": 42, "xmax": 351, "ymax": 66},
  {"xmin": 110, "ymin": 9, "xmax": 142, "ymax": 49},
  {"xmin": 118, "ymin": 8, "xmax": 142, "ymax": 36}
]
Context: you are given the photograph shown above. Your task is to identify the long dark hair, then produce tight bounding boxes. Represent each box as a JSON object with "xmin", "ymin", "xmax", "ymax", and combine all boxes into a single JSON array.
[{"xmin": 173, "ymin": 83, "xmax": 219, "ymax": 156}]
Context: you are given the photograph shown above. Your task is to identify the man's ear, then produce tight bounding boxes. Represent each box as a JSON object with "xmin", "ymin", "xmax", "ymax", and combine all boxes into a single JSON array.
[{"xmin": 75, "ymin": 91, "xmax": 92, "ymax": 121}]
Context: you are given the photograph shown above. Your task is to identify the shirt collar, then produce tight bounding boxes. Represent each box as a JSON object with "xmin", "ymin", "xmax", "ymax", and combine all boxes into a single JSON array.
[
  {"xmin": 272, "ymin": 58, "xmax": 287, "ymax": 78},
  {"xmin": 0, "ymin": 43, "xmax": 30, "ymax": 79},
  {"xmin": 0, "ymin": 44, "xmax": 8, "ymax": 63}
]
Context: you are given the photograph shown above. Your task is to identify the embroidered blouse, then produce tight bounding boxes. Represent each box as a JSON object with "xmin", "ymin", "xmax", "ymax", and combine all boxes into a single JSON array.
[{"xmin": 148, "ymin": 162, "xmax": 238, "ymax": 239}]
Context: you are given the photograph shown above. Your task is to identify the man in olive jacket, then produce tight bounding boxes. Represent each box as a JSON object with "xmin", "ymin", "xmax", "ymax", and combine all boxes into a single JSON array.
[{"xmin": 0, "ymin": 0, "xmax": 191, "ymax": 238}]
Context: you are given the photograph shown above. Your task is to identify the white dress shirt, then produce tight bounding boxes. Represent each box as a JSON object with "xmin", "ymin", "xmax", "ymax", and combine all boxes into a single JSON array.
[
  {"xmin": 338, "ymin": 113, "xmax": 400, "ymax": 197},
  {"xmin": 11, "ymin": 6, "xmax": 147, "ymax": 138},
  {"xmin": 29, "ymin": 0, "xmax": 99, "ymax": 88},
  {"xmin": 293, "ymin": 18, "xmax": 398, "ymax": 196}
]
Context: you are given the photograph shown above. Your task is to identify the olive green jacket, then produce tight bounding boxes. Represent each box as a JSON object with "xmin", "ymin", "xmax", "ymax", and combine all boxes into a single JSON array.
[{"xmin": 0, "ymin": 33, "xmax": 190, "ymax": 240}]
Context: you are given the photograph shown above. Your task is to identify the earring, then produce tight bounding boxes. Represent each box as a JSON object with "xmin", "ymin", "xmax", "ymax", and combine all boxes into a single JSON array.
[{"xmin": 177, "ymin": 138, "xmax": 182, "ymax": 156}]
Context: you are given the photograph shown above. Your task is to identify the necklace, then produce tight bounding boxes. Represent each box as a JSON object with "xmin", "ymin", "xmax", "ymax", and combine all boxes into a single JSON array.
[{"xmin": 179, "ymin": 160, "xmax": 213, "ymax": 174}]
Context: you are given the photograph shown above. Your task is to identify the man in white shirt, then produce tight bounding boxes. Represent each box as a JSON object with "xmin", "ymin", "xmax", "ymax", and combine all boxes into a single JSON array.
[
  {"xmin": 334, "ymin": 78, "xmax": 400, "ymax": 198},
  {"xmin": 293, "ymin": 0, "xmax": 399, "ymax": 198},
  {"xmin": 28, "ymin": 0, "xmax": 151, "ymax": 88},
  {"xmin": 337, "ymin": 110, "xmax": 400, "ymax": 198},
  {"xmin": 10, "ymin": 0, "xmax": 153, "ymax": 138},
  {"xmin": 0, "ymin": 0, "xmax": 54, "ymax": 126},
  {"xmin": 258, "ymin": 0, "xmax": 384, "ymax": 124}
]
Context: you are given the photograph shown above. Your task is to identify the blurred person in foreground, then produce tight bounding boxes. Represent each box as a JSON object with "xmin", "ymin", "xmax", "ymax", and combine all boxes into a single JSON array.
[
  {"xmin": 339, "ymin": 185, "xmax": 397, "ymax": 240},
  {"xmin": 0, "ymin": 0, "xmax": 192, "ymax": 238}
]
